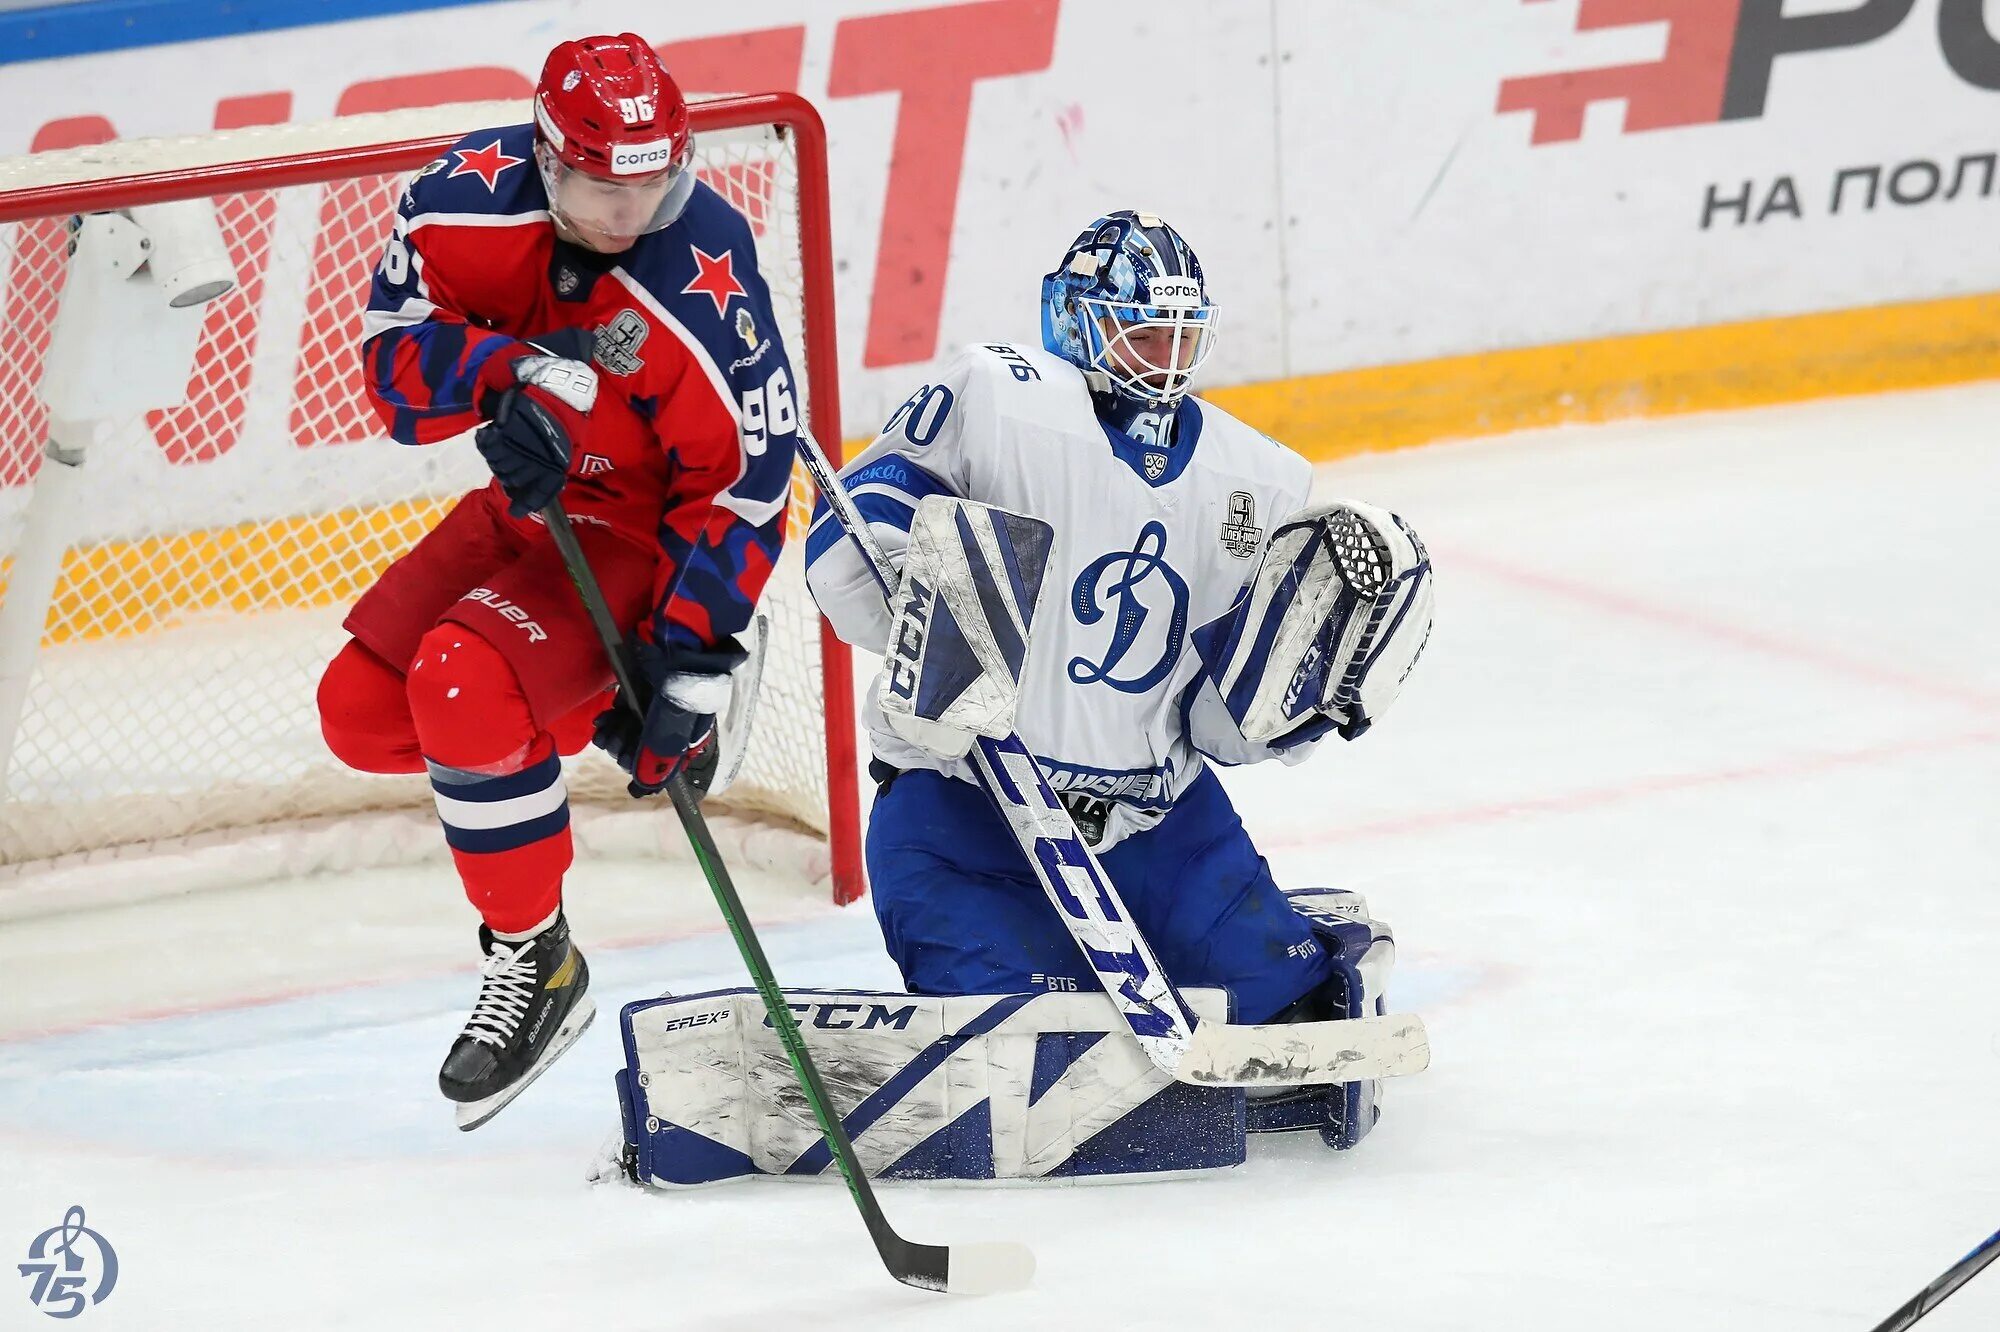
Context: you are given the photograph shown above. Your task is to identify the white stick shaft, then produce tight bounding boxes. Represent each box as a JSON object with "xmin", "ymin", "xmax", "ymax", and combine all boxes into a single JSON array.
[
  {"xmin": 795, "ymin": 424, "xmax": 897, "ymax": 599},
  {"xmin": 794, "ymin": 425, "xmax": 1202, "ymax": 1063}
]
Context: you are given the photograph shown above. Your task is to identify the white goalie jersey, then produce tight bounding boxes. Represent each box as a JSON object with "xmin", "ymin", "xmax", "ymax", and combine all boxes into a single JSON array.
[{"xmin": 805, "ymin": 341, "xmax": 1327, "ymax": 848}]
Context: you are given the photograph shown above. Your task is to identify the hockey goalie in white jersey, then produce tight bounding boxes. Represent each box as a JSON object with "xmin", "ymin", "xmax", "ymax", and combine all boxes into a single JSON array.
[{"xmin": 603, "ymin": 212, "xmax": 1434, "ymax": 1187}]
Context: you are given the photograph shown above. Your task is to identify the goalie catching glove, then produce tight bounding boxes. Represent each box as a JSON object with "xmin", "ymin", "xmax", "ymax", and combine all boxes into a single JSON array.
[
  {"xmin": 1195, "ymin": 499, "xmax": 1434, "ymax": 747},
  {"xmin": 875, "ymin": 496, "xmax": 1055, "ymax": 760}
]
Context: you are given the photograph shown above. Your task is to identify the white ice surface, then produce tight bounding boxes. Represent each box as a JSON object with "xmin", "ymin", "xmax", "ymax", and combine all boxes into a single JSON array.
[{"xmin": 4, "ymin": 383, "xmax": 1998, "ymax": 1330}]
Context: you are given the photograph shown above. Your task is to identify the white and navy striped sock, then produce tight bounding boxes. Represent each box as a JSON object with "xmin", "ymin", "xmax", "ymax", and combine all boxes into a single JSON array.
[{"xmin": 426, "ymin": 747, "xmax": 570, "ymax": 855}]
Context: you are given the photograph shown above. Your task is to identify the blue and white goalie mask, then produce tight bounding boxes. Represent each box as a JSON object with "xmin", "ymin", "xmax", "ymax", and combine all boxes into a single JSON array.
[{"xmin": 1040, "ymin": 210, "xmax": 1219, "ymax": 411}]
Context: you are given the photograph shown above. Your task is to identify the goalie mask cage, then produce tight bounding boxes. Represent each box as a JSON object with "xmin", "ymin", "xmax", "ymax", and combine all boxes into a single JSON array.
[{"xmin": 0, "ymin": 93, "xmax": 864, "ymax": 909}]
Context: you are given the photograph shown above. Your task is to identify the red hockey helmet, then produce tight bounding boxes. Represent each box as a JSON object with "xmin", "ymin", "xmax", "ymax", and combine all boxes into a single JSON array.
[{"xmin": 533, "ymin": 34, "xmax": 695, "ymax": 250}]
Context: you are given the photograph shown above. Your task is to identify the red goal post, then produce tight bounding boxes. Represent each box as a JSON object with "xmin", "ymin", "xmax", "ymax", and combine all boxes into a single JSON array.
[{"xmin": 0, "ymin": 92, "xmax": 864, "ymax": 907}]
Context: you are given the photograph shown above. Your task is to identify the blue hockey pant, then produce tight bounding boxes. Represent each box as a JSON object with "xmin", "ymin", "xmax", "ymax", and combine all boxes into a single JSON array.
[{"xmin": 865, "ymin": 766, "xmax": 1333, "ymax": 1024}]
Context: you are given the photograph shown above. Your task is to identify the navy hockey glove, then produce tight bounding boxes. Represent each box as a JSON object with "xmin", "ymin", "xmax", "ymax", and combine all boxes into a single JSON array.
[
  {"xmin": 473, "ymin": 330, "xmax": 598, "ymax": 519},
  {"xmin": 593, "ymin": 640, "xmax": 747, "ymax": 797},
  {"xmin": 475, "ymin": 389, "xmax": 574, "ymax": 518}
]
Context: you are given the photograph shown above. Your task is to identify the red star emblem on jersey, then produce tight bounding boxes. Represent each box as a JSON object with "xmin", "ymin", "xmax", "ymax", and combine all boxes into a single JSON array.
[
  {"xmin": 681, "ymin": 246, "xmax": 748, "ymax": 318},
  {"xmin": 447, "ymin": 140, "xmax": 525, "ymax": 193}
]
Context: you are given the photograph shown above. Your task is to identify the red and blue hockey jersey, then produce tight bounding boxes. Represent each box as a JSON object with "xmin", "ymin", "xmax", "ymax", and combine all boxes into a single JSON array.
[{"xmin": 359, "ymin": 122, "xmax": 799, "ymax": 651}]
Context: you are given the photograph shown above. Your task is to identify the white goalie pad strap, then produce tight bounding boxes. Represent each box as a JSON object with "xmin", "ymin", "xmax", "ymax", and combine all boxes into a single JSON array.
[
  {"xmin": 876, "ymin": 496, "xmax": 1054, "ymax": 760},
  {"xmin": 616, "ymin": 987, "xmax": 1241, "ymax": 1185},
  {"xmin": 1199, "ymin": 499, "xmax": 1434, "ymax": 744}
]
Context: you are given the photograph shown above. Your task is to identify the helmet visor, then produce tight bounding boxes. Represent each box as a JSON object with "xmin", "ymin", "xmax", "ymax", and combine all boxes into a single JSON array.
[
  {"xmin": 541, "ymin": 150, "xmax": 695, "ymax": 248},
  {"xmin": 1080, "ymin": 296, "xmax": 1219, "ymax": 406}
]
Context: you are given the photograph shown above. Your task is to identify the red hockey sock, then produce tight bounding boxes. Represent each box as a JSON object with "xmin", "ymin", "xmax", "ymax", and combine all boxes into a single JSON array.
[{"xmin": 406, "ymin": 624, "xmax": 572, "ymax": 934}]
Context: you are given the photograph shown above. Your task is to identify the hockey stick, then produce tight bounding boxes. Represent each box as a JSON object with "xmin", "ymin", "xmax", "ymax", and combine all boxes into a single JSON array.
[
  {"xmin": 540, "ymin": 499, "xmax": 1033, "ymax": 1297},
  {"xmin": 1868, "ymin": 1226, "xmax": 2000, "ymax": 1331},
  {"xmin": 794, "ymin": 424, "xmax": 1428, "ymax": 1088}
]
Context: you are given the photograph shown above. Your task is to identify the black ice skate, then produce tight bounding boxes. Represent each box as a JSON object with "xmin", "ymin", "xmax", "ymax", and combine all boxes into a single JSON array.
[{"xmin": 440, "ymin": 911, "xmax": 595, "ymax": 1131}]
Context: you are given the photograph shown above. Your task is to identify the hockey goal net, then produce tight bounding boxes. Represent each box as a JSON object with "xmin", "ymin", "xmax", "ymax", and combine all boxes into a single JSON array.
[{"xmin": 0, "ymin": 93, "xmax": 862, "ymax": 908}]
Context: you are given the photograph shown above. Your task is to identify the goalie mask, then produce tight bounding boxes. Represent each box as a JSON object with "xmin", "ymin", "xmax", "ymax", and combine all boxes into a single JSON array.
[
  {"xmin": 533, "ymin": 34, "xmax": 697, "ymax": 252},
  {"xmin": 1040, "ymin": 210, "xmax": 1219, "ymax": 414}
]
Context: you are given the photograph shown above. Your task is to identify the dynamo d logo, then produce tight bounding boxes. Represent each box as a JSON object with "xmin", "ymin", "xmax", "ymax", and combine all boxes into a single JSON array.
[
  {"xmin": 18, "ymin": 1206, "xmax": 117, "ymax": 1319},
  {"xmin": 1068, "ymin": 521, "xmax": 1189, "ymax": 694}
]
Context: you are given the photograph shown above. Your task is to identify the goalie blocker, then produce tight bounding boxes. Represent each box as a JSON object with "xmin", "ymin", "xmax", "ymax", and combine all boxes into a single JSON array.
[
  {"xmin": 604, "ymin": 889, "xmax": 1400, "ymax": 1186},
  {"xmin": 875, "ymin": 495, "xmax": 1054, "ymax": 760}
]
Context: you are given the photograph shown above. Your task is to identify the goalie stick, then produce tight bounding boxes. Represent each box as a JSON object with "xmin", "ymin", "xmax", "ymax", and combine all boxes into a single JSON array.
[
  {"xmin": 1868, "ymin": 1226, "xmax": 2000, "ymax": 1331},
  {"xmin": 540, "ymin": 499, "xmax": 1033, "ymax": 1297},
  {"xmin": 795, "ymin": 424, "xmax": 1429, "ymax": 1089}
]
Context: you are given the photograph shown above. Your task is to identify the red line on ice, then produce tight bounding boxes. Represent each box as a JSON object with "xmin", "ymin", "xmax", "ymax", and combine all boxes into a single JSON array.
[
  {"xmin": 1450, "ymin": 549, "xmax": 2000, "ymax": 715},
  {"xmin": 1261, "ymin": 726, "xmax": 1998, "ymax": 850}
]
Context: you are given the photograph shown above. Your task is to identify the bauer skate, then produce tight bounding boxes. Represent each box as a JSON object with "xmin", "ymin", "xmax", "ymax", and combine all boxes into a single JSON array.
[{"xmin": 440, "ymin": 911, "xmax": 596, "ymax": 1131}]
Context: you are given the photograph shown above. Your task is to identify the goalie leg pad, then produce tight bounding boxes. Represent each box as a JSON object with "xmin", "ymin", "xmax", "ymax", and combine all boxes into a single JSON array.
[
  {"xmin": 615, "ymin": 987, "xmax": 1244, "ymax": 1185},
  {"xmin": 876, "ymin": 496, "xmax": 1055, "ymax": 760},
  {"xmin": 1244, "ymin": 888, "xmax": 1398, "ymax": 1150}
]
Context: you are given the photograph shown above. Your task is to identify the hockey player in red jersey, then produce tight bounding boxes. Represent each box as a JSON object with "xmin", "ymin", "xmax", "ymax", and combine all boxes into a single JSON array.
[{"xmin": 313, "ymin": 34, "xmax": 800, "ymax": 1129}]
